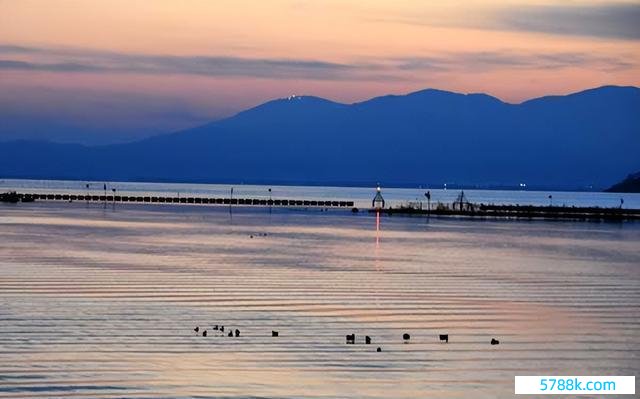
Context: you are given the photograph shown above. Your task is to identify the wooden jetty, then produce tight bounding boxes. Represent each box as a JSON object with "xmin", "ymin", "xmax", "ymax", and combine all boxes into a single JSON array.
[{"xmin": 1, "ymin": 191, "xmax": 354, "ymax": 208}]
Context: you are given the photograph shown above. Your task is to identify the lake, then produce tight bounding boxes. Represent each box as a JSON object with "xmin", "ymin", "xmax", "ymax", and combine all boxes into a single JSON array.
[{"xmin": 0, "ymin": 201, "xmax": 638, "ymax": 398}]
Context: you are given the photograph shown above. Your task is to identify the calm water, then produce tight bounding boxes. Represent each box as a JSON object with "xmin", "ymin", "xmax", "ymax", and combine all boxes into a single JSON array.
[
  {"xmin": 0, "ymin": 202, "xmax": 639, "ymax": 398},
  {"xmin": 2, "ymin": 178, "xmax": 640, "ymax": 209}
]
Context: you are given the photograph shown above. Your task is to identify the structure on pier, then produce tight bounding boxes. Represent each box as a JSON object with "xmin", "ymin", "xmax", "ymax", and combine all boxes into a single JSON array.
[
  {"xmin": 372, "ymin": 185, "xmax": 385, "ymax": 209},
  {"xmin": 453, "ymin": 190, "xmax": 474, "ymax": 211}
]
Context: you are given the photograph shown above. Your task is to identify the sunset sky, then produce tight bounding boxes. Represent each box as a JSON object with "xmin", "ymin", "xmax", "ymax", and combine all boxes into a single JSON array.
[{"xmin": 1, "ymin": 0, "xmax": 639, "ymax": 144}]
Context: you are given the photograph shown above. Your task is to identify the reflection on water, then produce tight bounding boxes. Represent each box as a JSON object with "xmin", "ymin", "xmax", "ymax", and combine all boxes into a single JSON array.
[{"xmin": 1, "ymin": 202, "xmax": 639, "ymax": 398}]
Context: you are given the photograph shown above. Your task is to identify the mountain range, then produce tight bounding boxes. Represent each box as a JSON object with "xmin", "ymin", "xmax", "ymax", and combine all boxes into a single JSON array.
[{"xmin": 1, "ymin": 85, "xmax": 639, "ymax": 189}]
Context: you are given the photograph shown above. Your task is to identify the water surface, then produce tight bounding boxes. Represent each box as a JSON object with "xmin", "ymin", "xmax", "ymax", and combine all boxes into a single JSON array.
[{"xmin": 1, "ymin": 202, "xmax": 638, "ymax": 398}]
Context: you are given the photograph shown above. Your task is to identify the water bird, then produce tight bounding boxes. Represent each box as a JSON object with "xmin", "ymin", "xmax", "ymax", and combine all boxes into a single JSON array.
[
  {"xmin": 346, "ymin": 333, "xmax": 355, "ymax": 344},
  {"xmin": 365, "ymin": 336, "xmax": 372, "ymax": 344},
  {"xmin": 272, "ymin": 331, "xmax": 279, "ymax": 337},
  {"xmin": 228, "ymin": 331, "xmax": 233, "ymax": 337},
  {"xmin": 376, "ymin": 347, "xmax": 382, "ymax": 352},
  {"xmin": 439, "ymin": 334, "xmax": 449, "ymax": 343},
  {"xmin": 235, "ymin": 329, "xmax": 240, "ymax": 337},
  {"xmin": 202, "ymin": 330, "xmax": 207, "ymax": 337},
  {"xmin": 220, "ymin": 326, "xmax": 224, "ymax": 332},
  {"xmin": 194, "ymin": 326, "xmax": 199, "ymax": 333},
  {"xmin": 213, "ymin": 325, "xmax": 219, "ymax": 330},
  {"xmin": 403, "ymin": 333, "xmax": 410, "ymax": 342},
  {"xmin": 491, "ymin": 338, "xmax": 500, "ymax": 345}
]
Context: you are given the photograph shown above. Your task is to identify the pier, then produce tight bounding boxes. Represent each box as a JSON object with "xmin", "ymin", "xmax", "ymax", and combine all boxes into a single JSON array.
[
  {"xmin": 372, "ymin": 203, "xmax": 640, "ymax": 221},
  {"xmin": 0, "ymin": 191, "xmax": 355, "ymax": 208},
  {"xmin": 2, "ymin": 191, "xmax": 638, "ymax": 221}
]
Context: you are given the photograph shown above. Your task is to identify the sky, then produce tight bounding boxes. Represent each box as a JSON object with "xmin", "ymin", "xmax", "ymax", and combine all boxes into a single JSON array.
[{"xmin": 1, "ymin": 0, "xmax": 639, "ymax": 144}]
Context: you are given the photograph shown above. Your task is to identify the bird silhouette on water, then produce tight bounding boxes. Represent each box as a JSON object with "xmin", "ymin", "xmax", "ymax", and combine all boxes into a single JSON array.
[
  {"xmin": 491, "ymin": 338, "xmax": 500, "ymax": 345},
  {"xmin": 365, "ymin": 336, "xmax": 372, "ymax": 344},
  {"xmin": 235, "ymin": 329, "xmax": 240, "ymax": 337},
  {"xmin": 439, "ymin": 334, "xmax": 449, "ymax": 343},
  {"xmin": 346, "ymin": 333, "xmax": 355, "ymax": 344},
  {"xmin": 403, "ymin": 333, "xmax": 410, "ymax": 342},
  {"xmin": 272, "ymin": 330, "xmax": 279, "ymax": 337},
  {"xmin": 202, "ymin": 330, "xmax": 207, "ymax": 337}
]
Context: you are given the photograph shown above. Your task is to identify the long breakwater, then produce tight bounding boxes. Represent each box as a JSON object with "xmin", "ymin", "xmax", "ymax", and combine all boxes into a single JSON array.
[
  {"xmin": 2, "ymin": 191, "xmax": 639, "ymax": 221},
  {"xmin": 1, "ymin": 191, "xmax": 355, "ymax": 208}
]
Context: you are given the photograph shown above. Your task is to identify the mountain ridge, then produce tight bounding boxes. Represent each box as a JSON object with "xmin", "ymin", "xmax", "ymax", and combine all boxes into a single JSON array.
[
  {"xmin": 605, "ymin": 171, "xmax": 640, "ymax": 193},
  {"xmin": 1, "ymin": 85, "xmax": 639, "ymax": 189}
]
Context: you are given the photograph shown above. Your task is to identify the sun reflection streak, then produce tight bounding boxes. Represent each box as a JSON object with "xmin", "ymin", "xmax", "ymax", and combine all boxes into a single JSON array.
[{"xmin": 375, "ymin": 209, "xmax": 380, "ymax": 249}]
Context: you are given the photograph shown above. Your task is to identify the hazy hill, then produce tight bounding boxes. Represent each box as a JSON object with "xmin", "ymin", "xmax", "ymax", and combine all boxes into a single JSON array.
[
  {"xmin": 1, "ymin": 85, "xmax": 639, "ymax": 189},
  {"xmin": 605, "ymin": 172, "xmax": 640, "ymax": 193}
]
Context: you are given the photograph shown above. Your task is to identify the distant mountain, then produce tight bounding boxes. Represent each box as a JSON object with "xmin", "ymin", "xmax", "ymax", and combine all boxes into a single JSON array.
[
  {"xmin": 1, "ymin": 85, "xmax": 639, "ymax": 189},
  {"xmin": 605, "ymin": 172, "xmax": 640, "ymax": 193}
]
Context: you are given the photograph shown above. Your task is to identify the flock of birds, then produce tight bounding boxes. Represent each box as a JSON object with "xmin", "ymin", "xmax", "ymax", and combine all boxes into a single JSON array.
[
  {"xmin": 193, "ymin": 326, "xmax": 500, "ymax": 352},
  {"xmin": 197, "ymin": 234, "xmax": 502, "ymax": 351},
  {"xmin": 194, "ymin": 325, "xmax": 241, "ymax": 337}
]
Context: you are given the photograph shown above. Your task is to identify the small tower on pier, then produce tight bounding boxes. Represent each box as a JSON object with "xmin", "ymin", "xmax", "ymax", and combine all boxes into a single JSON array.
[{"xmin": 372, "ymin": 185, "xmax": 385, "ymax": 209}]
